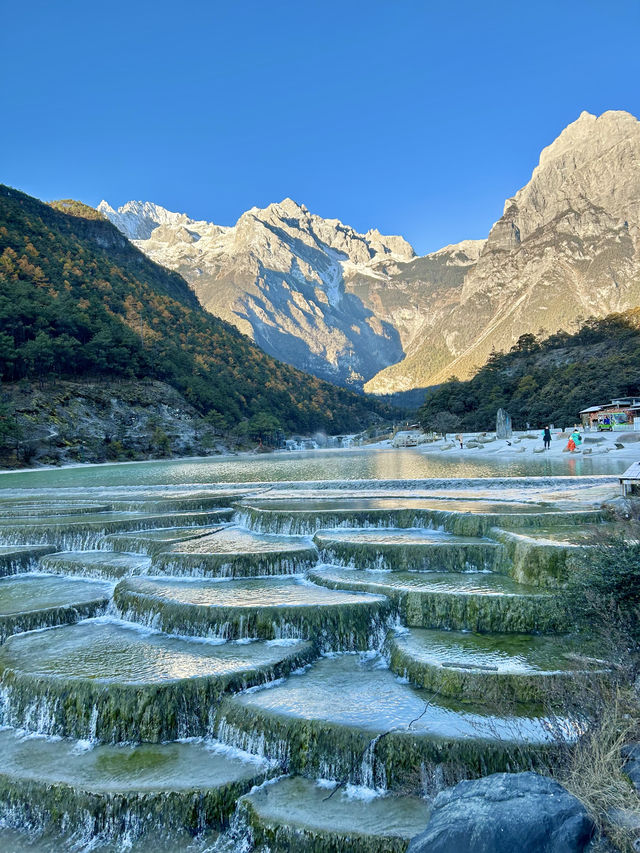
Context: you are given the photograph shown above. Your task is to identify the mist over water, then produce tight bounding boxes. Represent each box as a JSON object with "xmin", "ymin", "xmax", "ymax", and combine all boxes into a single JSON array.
[{"xmin": 0, "ymin": 447, "xmax": 628, "ymax": 490}]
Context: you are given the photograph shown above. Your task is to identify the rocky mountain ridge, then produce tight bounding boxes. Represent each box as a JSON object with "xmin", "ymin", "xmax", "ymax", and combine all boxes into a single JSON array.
[
  {"xmin": 100, "ymin": 110, "xmax": 640, "ymax": 394},
  {"xmin": 367, "ymin": 109, "xmax": 640, "ymax": 393},
  {"xmin": 98, "ymin": 197, "xmax": 417, "ymax": 387}
]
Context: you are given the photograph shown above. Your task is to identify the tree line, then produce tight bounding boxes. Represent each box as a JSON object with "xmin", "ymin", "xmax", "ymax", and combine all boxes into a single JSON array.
[{"xmin": 419, "ymin": 313, "xmax": 640, "ymax": 432}]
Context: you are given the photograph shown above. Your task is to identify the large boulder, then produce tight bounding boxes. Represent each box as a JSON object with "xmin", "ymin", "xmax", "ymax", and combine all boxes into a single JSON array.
[
  {"xmin": 407, "ymin": 772, "xmax": 594, "ymax": 853},
  {"xmin": 623, "ymin": 744, "xmax": 640, "ymax": 792}
]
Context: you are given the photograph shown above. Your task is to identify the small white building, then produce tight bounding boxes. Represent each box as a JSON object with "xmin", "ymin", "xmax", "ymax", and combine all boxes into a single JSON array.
[
  {"xmin": 619, "ymin": 461, "xmax": 640, "ymax": 496},
  {"xmin": 580, "ymin": 399, "xmax": 640, "ymax": 429},
  {"xmin": 392, "ymin": 430, "xmax": 422, "ymax": 448}
]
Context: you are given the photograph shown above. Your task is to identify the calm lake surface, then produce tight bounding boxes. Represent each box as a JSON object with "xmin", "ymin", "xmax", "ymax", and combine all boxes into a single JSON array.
[{"xmin": 0, "ymin": 447, "xmax": 628, "ymax": 490}]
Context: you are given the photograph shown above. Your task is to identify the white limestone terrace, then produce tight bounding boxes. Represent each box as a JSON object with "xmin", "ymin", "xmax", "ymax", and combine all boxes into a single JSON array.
[
  {"xmin": 0, "ymin": 475, "xmax": 620, "ymax": 508},
  {"xmin": 0, "ymin": 463, "xmax": 623, "ymax": 851}
]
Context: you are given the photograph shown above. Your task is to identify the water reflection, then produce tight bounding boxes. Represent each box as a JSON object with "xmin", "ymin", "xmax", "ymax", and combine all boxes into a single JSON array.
[
  {"xmin": 0, "ymin": 447, "xmax": 628, "ymax": 490},
  {"xmin": 121, "ymin": 576, "xmax": 385, "ymax": 609},
  {"xmin": 0, "ymin": 574, "xmax": 113, "ymax": 616},
  {"xmin": 311, "ymin": 567, "xmax": 539, "ymax": 596},
  {"xmin": 0, "ymin": 728, "xmax": 264, "ymax": 788}
]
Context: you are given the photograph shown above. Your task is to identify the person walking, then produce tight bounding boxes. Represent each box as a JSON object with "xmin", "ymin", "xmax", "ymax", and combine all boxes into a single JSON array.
[{"xmin": 542, "ymin": 426, "xmax": 552, "ymax": 450}]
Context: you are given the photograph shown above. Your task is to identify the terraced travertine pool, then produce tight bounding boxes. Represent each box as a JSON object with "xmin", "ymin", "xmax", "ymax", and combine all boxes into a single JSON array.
[{"xmin": 0, "ymin": 457, "xmax": 621, "ymax": 851}]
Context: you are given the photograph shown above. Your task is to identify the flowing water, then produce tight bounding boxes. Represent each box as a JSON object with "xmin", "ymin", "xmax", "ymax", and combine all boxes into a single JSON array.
[
  {"xmin": 0, "ymin": 575, "xmax": 113, "ymax": 617},
  {"xmin": 314, "ymin": 528, "xmax": 491, "ymax": 545},
  {"xmin": 390, "ymin": 627, "xmax": 603, "ymax": 675},
  {"xmin": 0, "ymin": 573, "xmax": 113, "ymax": 641},
  {"xmin": 169, "ymin": 527, "xmax": 313, "ymax": 555},
  {"xmin": 41, "ymin": 550, "xmax": 152, "ymax": 579},
  {"xmin": 240, "ymin": 775, "xmax": 430, "ymax": 850},
  {"xmin": 0, "ymin": 618, "xmax": 313, "ymax": 683},
  {"xmin": 0, "ymin": 449, "xmax": 622, "ymax": 851},
  {"xmin": 242, "ymin": 498, "xmax": 565, "ymax": 512},
  {"xmin": 116, "ymin": 575, "xmax": 384, "ymax": 610},
  {"xmin": 228, "ymin": 653, "xmax": 556, "ymax": 742}
]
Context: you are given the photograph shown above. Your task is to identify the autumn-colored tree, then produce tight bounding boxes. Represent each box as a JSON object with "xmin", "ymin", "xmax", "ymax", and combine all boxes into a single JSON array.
[{"xmin": 0, "ymin": 185, "xmax": 388, "ymax": 435}]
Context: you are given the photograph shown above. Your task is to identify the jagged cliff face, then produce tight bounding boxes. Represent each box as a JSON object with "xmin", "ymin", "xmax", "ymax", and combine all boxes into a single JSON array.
[
  {"xmin": 343, "ymin": 240, "xmax": 485, "ymax": 358},
  {"xmin": 100, "ymin": 110, "xmax": 640, "ymax": 395},
  {"xmin": 366, "ymin": 110, "xmax": 640, "ymax": 393},
  {"xmin": 98, "ymin": 198, "xmax": 415, "ymax": 388}
]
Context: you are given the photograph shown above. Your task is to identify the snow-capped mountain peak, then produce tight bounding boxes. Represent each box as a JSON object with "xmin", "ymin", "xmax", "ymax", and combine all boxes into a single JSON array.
[
  {"xmin": 99, "ymin": 197, "xmax": 416, "ymax": 387},
  {"xmin": 96, "ymin": 200, "xmax": 229, "ymax": 243},
  {"xmin": 101, "ymin": 110, "xmax": 640, "ymax": 396}
]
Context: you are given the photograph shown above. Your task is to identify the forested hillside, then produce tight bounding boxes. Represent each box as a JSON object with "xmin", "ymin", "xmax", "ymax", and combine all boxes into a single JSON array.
[
  {"xmin": 419, "ymin": 311, "xmax": 640, "ymax": 431},
  {"xmin": 0, "ymin": 186, "xmax": 386, "ymax": 436}
]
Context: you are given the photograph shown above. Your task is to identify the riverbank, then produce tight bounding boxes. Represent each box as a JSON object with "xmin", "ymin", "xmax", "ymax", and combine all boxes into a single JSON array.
[{"xmin": 382, "ymin": 429, "xmax": 640, "ymax": 466}]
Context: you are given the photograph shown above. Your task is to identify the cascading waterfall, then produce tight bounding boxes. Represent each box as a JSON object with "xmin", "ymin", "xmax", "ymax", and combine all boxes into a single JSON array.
[{"xmin": 0, "ymin": 470, "xmax": 612, "ymax": 851}]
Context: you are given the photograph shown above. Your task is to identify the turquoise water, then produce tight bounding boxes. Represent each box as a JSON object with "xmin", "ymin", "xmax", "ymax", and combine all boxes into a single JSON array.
[
  {"xmin": 0, "ymin": 447, "xmax": 627, "ymax": 490},
  {"xmin": 232, "ymin": 654, "xmax": 556, "ymax": 742},
  {"xmin": 0, "ymin": 453, "xmax": 608, "ymax": 850},
  {"xmin": 0, "ymin": 619, "xmax": 312, "ymax": 683}
]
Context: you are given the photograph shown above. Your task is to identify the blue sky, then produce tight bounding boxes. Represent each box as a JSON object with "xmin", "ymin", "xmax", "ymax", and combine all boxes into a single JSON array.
[{"xmin": 2, "ymin": 0, "xmax": 639, "ymax": 254}]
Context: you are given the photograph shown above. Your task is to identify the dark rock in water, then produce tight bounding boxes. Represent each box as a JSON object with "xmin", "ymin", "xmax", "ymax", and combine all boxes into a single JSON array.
[
  {"xmin": 496, "ymin": 408, "xmax": 512, "ymax": 439},
  {"xmin": 407, "ymin": 771, "xmax": 594, "ymax": 853}
]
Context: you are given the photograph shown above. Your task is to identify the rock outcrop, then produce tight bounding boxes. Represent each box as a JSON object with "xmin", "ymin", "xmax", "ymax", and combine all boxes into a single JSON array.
[
  {"xmin": 1, "ymin": 379, "xmax": 220, "ymax": 467},
  {"xmin": 407, "ymin": 772, "xmax": 594, "ymax": 853},
  {"xmin": 623, "ymin": 744, "xmax": 640, "ymax": 792}
]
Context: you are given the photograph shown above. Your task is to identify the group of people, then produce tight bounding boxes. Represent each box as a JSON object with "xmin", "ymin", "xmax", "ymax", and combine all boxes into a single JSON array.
[{"xmin": 542, "ymin": 426, "xmax": 583, "ymax": 452}]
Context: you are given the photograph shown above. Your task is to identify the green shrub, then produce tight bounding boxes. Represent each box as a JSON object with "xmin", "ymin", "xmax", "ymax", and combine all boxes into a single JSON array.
[{"xmin": 564, "ymin": 523, "xmax": 640, "ymax": 670}]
